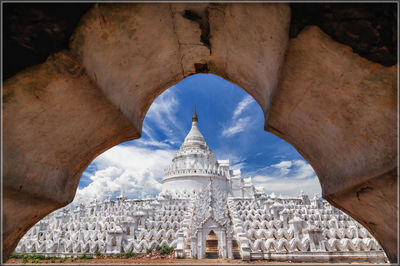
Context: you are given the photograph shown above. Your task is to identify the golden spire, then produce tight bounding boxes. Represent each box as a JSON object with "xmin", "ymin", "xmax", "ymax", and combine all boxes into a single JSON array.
[{"xmin": 192, "ymin": 106, "xmax": 198, "ymax": 122}]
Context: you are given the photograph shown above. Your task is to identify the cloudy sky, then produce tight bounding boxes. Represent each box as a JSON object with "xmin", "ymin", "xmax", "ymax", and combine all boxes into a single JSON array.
[{"xmin": 72, "ymin": 74, "xmax": 321, "ymax": 205}]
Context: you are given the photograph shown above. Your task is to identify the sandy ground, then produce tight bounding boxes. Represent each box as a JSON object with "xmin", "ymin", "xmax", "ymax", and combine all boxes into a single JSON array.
[
  {"xmin": 4, "ymin": 257, "xmax": 339, "ymax": 265},
  {"xmin": 5, "ymin": 252, "xmax": 384, "ymax": 265}
]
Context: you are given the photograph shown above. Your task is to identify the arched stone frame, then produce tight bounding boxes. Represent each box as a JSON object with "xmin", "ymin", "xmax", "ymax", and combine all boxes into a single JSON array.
[
  {"xmin": 197, "ymin": 218, "xmax": 230, "ymax": 259},
  {"xmin": 2, "ymin": 3, "xmax": 397, "ymax": 262}
]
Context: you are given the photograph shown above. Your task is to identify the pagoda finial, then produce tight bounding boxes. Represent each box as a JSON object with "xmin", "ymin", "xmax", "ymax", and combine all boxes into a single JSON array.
[{"xmin": 192, "ymin": 106, "xmax": 198, "ymax": 122}]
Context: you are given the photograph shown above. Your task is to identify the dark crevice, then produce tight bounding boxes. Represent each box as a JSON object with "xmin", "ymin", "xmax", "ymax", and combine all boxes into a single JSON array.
[
  {"xmin": 356, "ymin": 186, "xmax": 373, "ymax": 201},
  {"xmin": 266, "ymin": 125, "xmax": 285, "ymax": 137},
  {"xmin": 169, "ymin": 4, "xmax": 185, "ymax": 78},
  {"xmin": 183, "ymin": 10, "xmax": 202, "ymax": 22},
  {"xmin": 3, "ymin": 3, "xmax": 93, "ymax": 80},
  {"xmin": 3, "ymin": 3, "xmax": 396, "ymax": 80},
  {"xmin": 200, "ymin": 9, "xmax": 211, "ymax": 52},
  {"xmin": 194, "ymin": 63, "xmax": 209, "ymax": 73},
  {"xmin": 290, "ymin": 3, "xmax": 397, "ymax": 66},
  {"xmin": 182, "ymin": 9, "xmax": 211, "ymax": 52}
]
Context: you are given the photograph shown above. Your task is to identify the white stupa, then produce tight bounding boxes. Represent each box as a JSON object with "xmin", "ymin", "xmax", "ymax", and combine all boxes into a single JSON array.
[
  {"xmin": 162, "ymin": 108, "xmax": 255, "ymax": 198},
  {"xmin": 14, "ymin": 110, "xmax": 387, "ymax": 263}
]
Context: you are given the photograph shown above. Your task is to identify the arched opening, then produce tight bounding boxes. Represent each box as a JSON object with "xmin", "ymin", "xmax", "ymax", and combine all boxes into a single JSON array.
[
  {"xmin": 72, "ymin": 74, "xmax": 321, "ymax": 203},
  {"xmin": 3, "ymin": 3, "xmax": 396, "ymax": 263},
  {"xmin": 9, "ymin": 74, "xmax": 389, "ymax": 263},
  {"xmin": 205, "ymin": 230, "xmax": 219, "ymax": 259}
]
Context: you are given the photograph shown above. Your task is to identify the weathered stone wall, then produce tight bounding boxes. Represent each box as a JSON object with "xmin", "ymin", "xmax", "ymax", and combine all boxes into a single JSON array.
[
  {"xmin": 2, "ymin": 3, "xmax": 398, "ymax": 263},
  {"xmin": 2, "ymin": 3, "xmax": 291, "ymax": 261},
  {"xmin": 266, "ymin": 26, "xmax": 397, "ymax": 261},
  {"xmin": 3, "ymin": 51, "xmax": 139, "ymax": 260},
  {"xmin": 68, "ymin": 3, "xmax": 290, "ymax": 130}
]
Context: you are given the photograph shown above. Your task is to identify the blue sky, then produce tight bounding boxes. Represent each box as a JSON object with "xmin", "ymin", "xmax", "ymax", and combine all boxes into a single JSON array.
[{"xmin": 72, "ymin": 74, "xmax": 321, "ymax": 204}]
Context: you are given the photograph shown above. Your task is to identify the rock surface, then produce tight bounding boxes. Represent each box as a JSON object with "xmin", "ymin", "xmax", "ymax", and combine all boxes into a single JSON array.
[
  {"xmin": 3, "ymin": 3, "xmax": 92, "ymax": 80},
  {"xmin": 266, "ymin": 26, "xmax": 397, "ymax": 262},
  {"xmin": 290, "ymin": 3, "xmax": 397, "ymax": 66},
  {"xmin": 3, "ymin": 51, "xmax": 139, "ymax": 260},
  {"xmin": 3, "ymin": 3, "xmax": 396, "ymax": 81},
  {"xmin": 69, "ymin": 3, "xmax": 290, "ymax": 130},
  {"xmin": 2, "ymin": 3, "xmax": 291, "ymax": 261}
]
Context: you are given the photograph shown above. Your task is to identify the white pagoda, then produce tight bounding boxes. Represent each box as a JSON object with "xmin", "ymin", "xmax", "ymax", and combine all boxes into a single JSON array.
[
  {"xmin": 162, "ymin": 108, "xmax": 254, "ymax": 198},
  {"xmin": 15, "ymin": 110, "xmax": 387, "ymax": 263}
]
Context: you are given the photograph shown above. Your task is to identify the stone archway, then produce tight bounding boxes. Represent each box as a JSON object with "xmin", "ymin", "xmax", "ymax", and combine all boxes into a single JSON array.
[{"xmin": 2, "ymin": 3, "xmax": 397, "ymax": 262}]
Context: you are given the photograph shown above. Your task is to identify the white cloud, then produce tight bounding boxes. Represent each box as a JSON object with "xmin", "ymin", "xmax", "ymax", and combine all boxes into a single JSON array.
[
  {"xmin": 72, "ymin": 145, "xmax": 176, "ymax": 205},
  {"xmin": 72, "ymin": 87, "xmax": 183, "ymax": 206},
  {"xmin": 250, "ymin": 160, "xmax": 321, "ymax": 197},
  {"xmin": 291, "ymin": 160, "xmax": 316, "ymax": 179},
  {"xmin": 271, "ymin": 161, "xmax": 292, "ymax": 176},
  {"xmin": 135, "ymin": 139, "xmax": 172, "ymax": 149},
  {"xmin": 254, "ymin": 176, "xmax": 321, "ymax": 197},
  {"xmin": 272, "ymin": 161, "xmax": 292, "ymax": 168},
  {"xmin": 222, "ymin": 117, "xmax": 252, "ymax": 137},
  {"xmin": 231, "ymin": 162, "xmax": 247, "ymax": 171},
  {"xmin": 141, "ymin": 123, "xmax": 157, "ymax": 140},
  {"xmin": 233, "ymin": 95, "xmax": 254, "ymax": 119},
  {"xmin": 144, "ymin": 88, "xmax": 185, "ymax": 140},
  {"xmin": 221, "ymin": 95, "xmax": 255, "ymax": 138}
]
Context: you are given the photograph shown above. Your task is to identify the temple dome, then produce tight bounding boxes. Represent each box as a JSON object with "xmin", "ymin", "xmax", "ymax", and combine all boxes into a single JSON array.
[
  {"xmin": 171, "ymin": 108, "xmax": 217, "ymax": 165},
  {"xmin": 181, "ymin": 118, "xmax": 207, "ymax": 148},
  {"xmin": 162, "ymin": 108, "xmax": 226, "ymax": 194}
]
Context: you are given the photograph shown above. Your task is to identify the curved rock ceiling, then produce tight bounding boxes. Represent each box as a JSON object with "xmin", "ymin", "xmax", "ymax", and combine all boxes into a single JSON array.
[{"xmin": 3, "ymin": 3, "xmax": 397, "ymax": 81}]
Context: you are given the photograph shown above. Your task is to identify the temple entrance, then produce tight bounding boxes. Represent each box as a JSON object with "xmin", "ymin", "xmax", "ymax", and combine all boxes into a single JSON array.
[{"xmin": 205, "ymin": 230, "xmax": 219, "ymax": 259}]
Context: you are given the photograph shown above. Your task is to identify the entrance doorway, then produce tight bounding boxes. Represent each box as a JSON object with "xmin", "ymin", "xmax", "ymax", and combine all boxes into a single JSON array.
[{"xmin": 205, "ymin": 230, "xmax": 219, "ymax": 259}]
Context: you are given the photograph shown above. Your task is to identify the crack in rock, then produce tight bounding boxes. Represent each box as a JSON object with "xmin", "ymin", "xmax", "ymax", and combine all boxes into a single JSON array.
[
  {"xmin": 182, "ymin": 9, "xmax": 211, "ymax": 53},
  {"xmin": 169, "ymin": 4, "xmax": 185, "ymax": 78},
  {"xmin": 356, "ymin": 186, "xmax": 373, "ymax": 201}
]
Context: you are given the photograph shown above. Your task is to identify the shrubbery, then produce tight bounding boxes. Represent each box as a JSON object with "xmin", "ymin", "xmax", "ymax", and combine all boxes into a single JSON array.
[
  {"xmin": 114, "ymin": 253, "xmax": 124, "ymax": 258},
  {"xmin": 11, "ymin": 253, "xmax": 97, "ymax": 263},
  {"xmin": 124, "ymin": 251, "xmax": 136, "ymax": 258},
  {"xmin": 78, "ymin": 253, "xmax": 93, "ymax": 260},
  {"xmin": 112, "ymin": 251, "xmax": 137, "ymax": 259},
  {"xmin": 11, "ymin": 253, "xmax": 70, "ymax": 264},
  {"xmin": 160, "ymin": 245, "xmax": 174, "ymax": 255},
  {"xmin": 10, "ymin": 247, "xmax": 173, "ymax": 263},
  {"xmin": 112, "ymin": 245, "xmax": 173, "ymax": 258}
]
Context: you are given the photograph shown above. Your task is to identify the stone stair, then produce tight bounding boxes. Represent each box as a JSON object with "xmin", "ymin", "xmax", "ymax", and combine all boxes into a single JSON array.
[
  {"xmin": 184, "ymin": 241, "xmax": 191, "ymax": 258},
  {"xmin": 205, "ymin": 233, "xmax": 219, "ymax": 259},
  {"xmin": 232, "ymin": 238, "xmax": 241, "ymax": 259}
]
